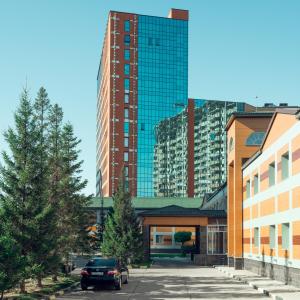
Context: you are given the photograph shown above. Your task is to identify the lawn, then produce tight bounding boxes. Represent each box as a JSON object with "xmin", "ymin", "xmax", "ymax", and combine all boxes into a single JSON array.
[{"xmin": 3, "ymin": 275, "xmax": 79, "ymax": 300}]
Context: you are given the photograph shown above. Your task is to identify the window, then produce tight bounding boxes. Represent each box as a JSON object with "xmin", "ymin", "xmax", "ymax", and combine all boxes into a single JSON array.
[
  {"xmin": 124, "ymin": 122, "xmax": 129, "ymax": 134},
  {"xmin": 269, "ymin": 225, "xmax": 276, "ymax": 249},
  {"xmin": 148, "ymin": 37, "xmax": 153, "ymax": 46},
  {"xmin": 155, "ymin": 38, "xmax": 160, "ymax": 46},
  {"xmin": 124, "ymin": 64, "xmax": 130, "ymax": 76},
  {"xmin": 124, "ymin": 137, "xmax": 129, "ymax": 147},
  {"xmin": 282, "ymin": 223, "xmax": 290, "ymax": 250},
  {"xmin": 124, "ymin": 108, "xmax": 129, "ymax": 120},
  {"xmin": 245, "ymin": 132, "xmax": 265, "ymax": 146},
  {"xmin": 86, "ymin": 258, "xmax": 116, "ymax": 267},
  {"xmin": 124, "ymin": 152, "xmax": 129, "ymax": 162},
  {"xmin": 268, "ymin": 162, "xmax": 275, "ymax": 187},
  {"xmin": 207, "ymin": 225, "xmax": 227, "ymax": 254},
  {"xmin": 253, "ymin": 174, "xmax": 259, "ymax": 195},
  {"xmin": 229, "ymin": 137, "xmax": 234, "ymax": 152},
  {"xmin": 124, "ymin": 179, "xmax": 129, "ymax": 192},
  {"xmin": 124, "ymin": 78, "xmax": 130, "ymax": 91},
  {"xmin": 246, "ymin": 180, "xmax": 251, "ymax": 199},
  {"xmin": 124, "ymin": 20, "xmax": 130, "ymax": 32},
  {"xmin": 141, "ymin": 123, "xmax": 145, "ymax": 131},
  {"xmin": 155, "ymin": 235, "xmax": 163, "ymax": 244},
  {"xmin": 124, "ymin": 49, "xmax": 130, "ymax": 60},
  {"xmin": 254, "ymin": 227, "xmax": 260, "ymax": 248},
  {"xmin": 124, "ymin": 34, "xmax": 130, "ymax": 46},
  {"xmin": 124, "ymin": 166, "xmax": 129, "ymax": 177},
  {"xmin": 124, "ymin": 93, "xmax": 129, "ymax": 104},
  {"xmin": 281, "ymin": 153, "xmax": 289, "ymax": 180}
]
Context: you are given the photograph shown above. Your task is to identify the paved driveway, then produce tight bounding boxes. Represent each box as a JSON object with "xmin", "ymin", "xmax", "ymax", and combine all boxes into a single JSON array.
[{"xmin": 58, "ymin": 260, "xmax": 269, "ymax": 300}]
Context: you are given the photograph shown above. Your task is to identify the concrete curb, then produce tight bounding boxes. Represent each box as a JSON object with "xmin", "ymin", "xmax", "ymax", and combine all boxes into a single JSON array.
[{"xmin": 215, "ymin": 266, "xmax": 300, "ymax": 300}]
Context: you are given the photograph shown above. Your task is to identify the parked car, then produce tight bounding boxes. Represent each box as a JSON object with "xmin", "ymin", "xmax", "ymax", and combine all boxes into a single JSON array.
[{"xmin": 80, "ymin": 257, "xmax": 129, "ymax": 290}]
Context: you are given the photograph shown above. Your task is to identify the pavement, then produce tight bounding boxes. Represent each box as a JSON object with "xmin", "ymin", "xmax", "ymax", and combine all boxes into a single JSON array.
[
  {"xmin": 216, "ymin": 266, "xmax": 300, "ymax": 300},
  {"xmin": 57, "ymin": 259, "xmax": 270, "ymax": 299}
]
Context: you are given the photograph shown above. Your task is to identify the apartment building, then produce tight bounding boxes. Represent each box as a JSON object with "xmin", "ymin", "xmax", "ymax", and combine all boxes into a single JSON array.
[
  {"xmin": 96, "ymin": 8, "xmax": 188, "ymax": 197},
  {"xmin": 193, "ymin": 100, "xmax": 248, "ymax": 198},
  {"xmin": 153, "ymin": 99, "xmax": 249, "ymax": 198}
]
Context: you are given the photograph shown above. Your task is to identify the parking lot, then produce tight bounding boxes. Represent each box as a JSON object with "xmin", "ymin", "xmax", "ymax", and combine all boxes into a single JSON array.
[{"xmin": 57, "ymin": 259, "xmax": 268, "ymax": 300}]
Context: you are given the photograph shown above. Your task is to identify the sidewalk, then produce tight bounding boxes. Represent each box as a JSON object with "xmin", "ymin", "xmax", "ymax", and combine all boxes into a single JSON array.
[{"xmin": 215, "ymin": 266, "xmax": 300, "ymax": 300}]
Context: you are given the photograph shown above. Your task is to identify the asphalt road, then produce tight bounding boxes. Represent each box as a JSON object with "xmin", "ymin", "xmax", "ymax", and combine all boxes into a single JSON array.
[{"xmin": 58, "ymin": 259, "xmax": 269, "ymax": 300}]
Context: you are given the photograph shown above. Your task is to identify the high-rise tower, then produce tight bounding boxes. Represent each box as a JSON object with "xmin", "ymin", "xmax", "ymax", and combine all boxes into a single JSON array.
[{"xmin": 96, "ymin": 9, "xmax": 189, "ymax": 197}]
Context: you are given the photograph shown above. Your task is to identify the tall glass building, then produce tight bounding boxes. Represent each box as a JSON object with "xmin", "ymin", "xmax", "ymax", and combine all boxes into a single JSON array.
[
  {"xmin": 96, "ymin": 9, "xmax": 189, "ymax": 197},
  {"xmin": 137, "ymin": 15, "xmax": 188, "ymax": 196}
]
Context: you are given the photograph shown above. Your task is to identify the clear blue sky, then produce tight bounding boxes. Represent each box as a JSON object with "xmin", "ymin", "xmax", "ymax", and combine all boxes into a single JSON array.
[{"xmin": 1, "ymin": 0, "xmax": 299, "ymax": 195}]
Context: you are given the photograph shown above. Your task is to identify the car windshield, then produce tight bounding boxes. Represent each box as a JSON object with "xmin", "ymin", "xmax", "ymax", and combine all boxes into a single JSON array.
[{"xmin": 86, "ymin": 258, "xmax": 116, "ymax": 267}]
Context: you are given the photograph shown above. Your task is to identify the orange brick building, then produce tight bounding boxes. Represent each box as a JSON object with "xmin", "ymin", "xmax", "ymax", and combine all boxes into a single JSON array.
[{"xmin": 227, "ymin": 109, "xmax": 300, "ymax": 286}]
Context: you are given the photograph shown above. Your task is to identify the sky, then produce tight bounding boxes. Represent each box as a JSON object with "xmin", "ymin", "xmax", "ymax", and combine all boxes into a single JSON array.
[{"xmin": 0, "ymin": 0, "xmax": 300, "ymax": 196}]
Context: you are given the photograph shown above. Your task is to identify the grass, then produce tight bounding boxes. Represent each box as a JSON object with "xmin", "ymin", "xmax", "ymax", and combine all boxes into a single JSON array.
[{"xmin": 5, "ymin": 275, "xmax": 79, "ymax": 300}]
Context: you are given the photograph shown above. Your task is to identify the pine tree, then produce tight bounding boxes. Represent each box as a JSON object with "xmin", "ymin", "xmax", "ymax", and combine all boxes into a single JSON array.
[
  {"xmin": 47, "ymin": 103, "xmax": 64, "ymax": 280},
  {"xmin": 58, "ymin": 123, "xmax": 91, "ymax": 265},
  {"xmin": 101, "ymin": 173, "xmax": 143, "ymax": 265},
  {"xmin": 0, "ymin": 219, "xmax": 25, "ymax": 300},
  {"xmin": 30, "ymin": 87, "xmax": 59, "ymax": 287},
  {"xmin": 0, "ymin": 89, "xmax": 40, "ymax": 292}
]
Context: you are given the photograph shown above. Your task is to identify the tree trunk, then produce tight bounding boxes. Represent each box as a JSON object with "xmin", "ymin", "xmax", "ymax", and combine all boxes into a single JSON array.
[
  {"xmin": 37, "ymin": 276, "xmax": 43, "ymax": 288},
  {"xmin": 52, "ymin": 274, "xmax": 58, "ymax": 282},
  {"xmin": 1, "ymin": 290, "xmax": 4, "ymax": 300},
  {"xmin": 20, "ymin": 280, "xmax": 26, "ymax": 293}
]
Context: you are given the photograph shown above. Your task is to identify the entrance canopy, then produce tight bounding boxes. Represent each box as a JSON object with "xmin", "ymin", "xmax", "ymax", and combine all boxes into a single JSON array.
[
  {"xmin": 139, "ymin": 205, "xmax": 227, "ymax": 263},
  {"xmin": 140, "ymin": 205, "xmax": 226, "ymax": 226}
]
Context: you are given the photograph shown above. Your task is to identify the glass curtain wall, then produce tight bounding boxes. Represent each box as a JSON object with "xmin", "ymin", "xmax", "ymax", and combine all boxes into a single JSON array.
[{"xmin": 137, "ymin": 15, "xmax": 188, "ymax": 197}]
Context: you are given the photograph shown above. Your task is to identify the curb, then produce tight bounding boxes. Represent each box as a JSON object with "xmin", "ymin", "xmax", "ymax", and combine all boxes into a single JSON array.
[{"xmin": 215, "ymin": 267, "xmax": 296, "ymax": 300}]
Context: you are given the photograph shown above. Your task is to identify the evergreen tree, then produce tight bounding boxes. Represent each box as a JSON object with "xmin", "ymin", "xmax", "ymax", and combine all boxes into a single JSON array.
[
  {"xmin": 58, "ymin": 123, "xmax": 91, "ymax": 265},
  {"xmin": 0, "ymin": 88, "xmax": 93, "ymax": 289},
  {"xmin": 47, "ymin": 103, "xmax": 64, "ymax": 280},
  {"xmin": 30, "ymin": 87, "xmax": 58, "ymax": 286},
  {"xmin": 0, "ymin": 89, "xmax": 40, "ymax": 292},
  {"xmin": 0, "ymin": 219, "xmax": 25, "ymax": 300},
  {"xmin": 48, "ymin": 103, "xmax": 64, "ymax": 207},
  {"xmin": 102, "ymin": 173, "xmax": 143, "ymax": 265}
]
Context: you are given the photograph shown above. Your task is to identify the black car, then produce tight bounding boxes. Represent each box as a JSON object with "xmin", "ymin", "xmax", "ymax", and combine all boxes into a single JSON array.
[{"xmin": 80, "ymin": 257, "xmax": 129, "ymax": 290}]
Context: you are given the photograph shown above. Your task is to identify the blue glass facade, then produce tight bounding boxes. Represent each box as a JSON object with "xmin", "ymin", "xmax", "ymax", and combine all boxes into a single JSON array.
[{"xmin": 137, "ymin": 15, "xmax": 188, "ymax": 196}]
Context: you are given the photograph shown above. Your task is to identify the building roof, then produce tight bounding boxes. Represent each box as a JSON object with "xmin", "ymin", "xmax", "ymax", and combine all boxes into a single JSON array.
[
  {"xmin": 89, "ymin": 197, "xmax": 203, "ymax": 209},
  {"xmin": 242, "ymin": 108, "xmax": 300, "ymax": 170},
  {"xmin": 109, "ymin": 9, "xmax": 189, "ymax": 21},
  {"xmin": 225, "ymin": 112, "xmax": 274, "ymax": 131},
  {"xmin": 138, "ymin": 205, "xmax": 226, "ymax": 218}
]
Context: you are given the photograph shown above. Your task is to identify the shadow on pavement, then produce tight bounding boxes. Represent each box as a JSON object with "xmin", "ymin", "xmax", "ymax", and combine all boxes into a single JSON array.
[{"xmin": 58, "ymin": 274, "xmax": 268, "ymax": 299}]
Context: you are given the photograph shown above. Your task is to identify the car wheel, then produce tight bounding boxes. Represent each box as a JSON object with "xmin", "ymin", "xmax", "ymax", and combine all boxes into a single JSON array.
[
  {"xmin": 81, "ymin": 282, "xmax": 88, "ymax": 291},
  {"xmin": 115, "ymin": 277, "xmax": 122, "ymax": 290}
]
